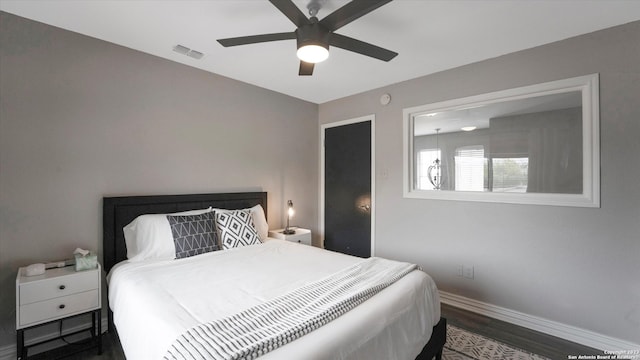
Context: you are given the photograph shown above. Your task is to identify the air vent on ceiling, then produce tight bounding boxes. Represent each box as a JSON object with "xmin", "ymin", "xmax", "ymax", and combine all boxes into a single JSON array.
[
  {"xmin": 173, "ymin": 45, "xmax": 204, "ymax": 60},
  {"xmin": 187, "ymin": 50, "xmax": 203, "ymax": 60}
]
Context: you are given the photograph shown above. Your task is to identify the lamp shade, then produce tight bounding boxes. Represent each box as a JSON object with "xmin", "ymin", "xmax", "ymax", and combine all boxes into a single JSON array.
[
  {"xmin": 297, "ymin": 44, "xmax": 329, "ymax": 63},
  {"xmin": 287, "ymin": 200, "xmax": 295, "ymax": 217}
]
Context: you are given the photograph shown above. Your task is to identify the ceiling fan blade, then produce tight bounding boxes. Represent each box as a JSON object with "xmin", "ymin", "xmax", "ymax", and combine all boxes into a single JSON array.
[
  {"xmin": 217, "ymin": 32, "xmax": 296, "ymax": 47},
  {"xmin": 329, "ymin": 33, "xmax": 397, "ymax": 61},
  {"xmin": 320, "ymin": 0, "xmax": 393, "ymax": 32},
  {"xmin": 269, "ymin": 0, "xmax": 311, "ymax": 27},
  {"xmin": 299, "ymin": 61, "xmax": 315, "ymax": 76}
]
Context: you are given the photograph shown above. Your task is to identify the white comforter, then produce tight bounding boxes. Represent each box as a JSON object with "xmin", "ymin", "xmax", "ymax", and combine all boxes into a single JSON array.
[{"xmin": 108, "ymin": 239, "xmax": 440, "ymax": 360}]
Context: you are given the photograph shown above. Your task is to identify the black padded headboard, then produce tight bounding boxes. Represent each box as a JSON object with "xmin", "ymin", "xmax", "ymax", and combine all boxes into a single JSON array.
[{"xmin": 102, "ymin": 192, "xmax": 267, "ymax": 273}]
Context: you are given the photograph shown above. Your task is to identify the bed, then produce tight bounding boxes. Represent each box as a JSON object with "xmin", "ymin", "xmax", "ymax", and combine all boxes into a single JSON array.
[{"xmin": 103, "ymin": 192, "xmax": 446, "ymax": 360}]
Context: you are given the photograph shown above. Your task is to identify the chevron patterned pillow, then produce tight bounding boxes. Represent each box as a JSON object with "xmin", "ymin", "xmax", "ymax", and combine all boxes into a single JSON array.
[
  {"xmin": 167, "ymin": 212, "xmax": 218, "ymax": 259},
  {"xmin": 215, "ymin": 209, "xmax": 261, "ymax": 250}
]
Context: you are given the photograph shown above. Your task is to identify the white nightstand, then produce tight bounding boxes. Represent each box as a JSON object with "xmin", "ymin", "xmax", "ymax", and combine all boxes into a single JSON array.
[
  {"xmin": 16, "ymin": 264, "xmax": 102, "ymax": 359},
  {"xmin": 269, "ymin": 228, "xmax": 312, "ymax": 246}
]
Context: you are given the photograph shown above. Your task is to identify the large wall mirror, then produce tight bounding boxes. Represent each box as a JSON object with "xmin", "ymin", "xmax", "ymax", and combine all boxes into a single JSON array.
[{"xmin": 403, "ymin": 74, "xmax": 599, "ymax": 207}]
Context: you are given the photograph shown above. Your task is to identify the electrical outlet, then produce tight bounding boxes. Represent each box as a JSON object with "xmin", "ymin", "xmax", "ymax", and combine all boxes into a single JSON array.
[{"xmin": 463, "ymin": 265, "xmax": 474, "ymax": 279}]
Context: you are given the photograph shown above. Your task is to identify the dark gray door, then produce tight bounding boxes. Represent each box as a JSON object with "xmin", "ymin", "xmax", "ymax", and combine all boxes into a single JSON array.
[{"xmin": 324, "ymin": 120, "xmax": 371, "ymax": 258}]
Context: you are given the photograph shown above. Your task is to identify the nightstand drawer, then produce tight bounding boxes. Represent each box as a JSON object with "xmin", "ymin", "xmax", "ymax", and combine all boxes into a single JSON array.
[
  {"xmin": 20, "ymin": 269, "xmax": 98, "ymax": 305},
  {"xmin": 269, "ymin": 228, "xmax": 312, "ymax": 246},
  {"xmin": 285, "ymin": 233, "xmax": 310, "ymax": 244},
  {"xmin": 19, "ymin": 289, "xmax": 99, "ymax": 327}
]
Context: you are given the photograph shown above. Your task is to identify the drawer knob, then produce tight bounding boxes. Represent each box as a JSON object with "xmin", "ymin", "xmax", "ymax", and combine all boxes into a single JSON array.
[
  {"xmin": 59, "ymin": 304, "xmax": 65, "ymax": 309},
  {"xmin": 59, "ymin": 285, "xmax": 66, "ymax": 290}
]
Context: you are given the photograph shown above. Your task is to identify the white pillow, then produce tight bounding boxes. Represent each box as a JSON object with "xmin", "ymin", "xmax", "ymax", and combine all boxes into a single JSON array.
[
  {"xmin": 123, "ymin": 207, "xmax": 212, "ymax": 262},
  {"xmin": 213, "ymin": 205, "xmax": 268, "ymax": 241},
  {"xmin": 250, "ymin": 204, "xmax": 269, "ymax": 241},
  {"xmin": 215, "ymin": 210, "xmax": 261, "ymax": 250}
]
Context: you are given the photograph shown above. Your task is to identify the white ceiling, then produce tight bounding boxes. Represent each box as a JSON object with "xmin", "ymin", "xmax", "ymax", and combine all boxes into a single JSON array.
[{"xmin": 2, "ymin": 0, "xmax": 639, "ymax": 104}]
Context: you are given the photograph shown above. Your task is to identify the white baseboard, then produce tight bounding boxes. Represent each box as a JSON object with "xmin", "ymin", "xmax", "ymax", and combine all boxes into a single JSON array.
[
  {"xmin": 440, "ymin": 290, "xmax": 640, "ymax": 351},
  {"xmin": 0, "ymin": 317, "xmax": 108, "ymax": 360}
]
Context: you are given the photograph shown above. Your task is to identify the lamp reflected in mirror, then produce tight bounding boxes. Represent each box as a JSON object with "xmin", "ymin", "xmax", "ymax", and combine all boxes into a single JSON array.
[{"xmin": 427, "ymin": 128, "xmax": 443, "ymax": 190}]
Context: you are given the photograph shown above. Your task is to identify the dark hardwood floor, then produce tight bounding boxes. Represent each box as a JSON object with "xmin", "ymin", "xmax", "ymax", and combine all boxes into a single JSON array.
[
  {"xmin": 441, "ymin": 303, "xmax": 602, "ymax": 359},
  {"xmin": 29, "ymin": 304, "xmax": 602, "ymax": 359},
  {"xmin": 27, "ymin": 332, "xmax": 124, "ymax": 360}
]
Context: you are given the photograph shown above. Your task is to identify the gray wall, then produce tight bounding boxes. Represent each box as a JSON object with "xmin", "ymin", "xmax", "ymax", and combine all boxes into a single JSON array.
[
  {"xmin": 0, "ymin": 12, "xmax": 318, "ymax": 345},
  {"xmin": 2, "ymin": 8, "xmax": 638, "ymax": 350},
  {"xmin": 319, "ymin": 21, "xmax": 640, "ymax": 344}
]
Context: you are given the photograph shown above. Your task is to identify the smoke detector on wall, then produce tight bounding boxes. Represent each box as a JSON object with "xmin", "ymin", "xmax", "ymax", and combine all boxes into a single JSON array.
[{"xmin": 380, "ymin": 93, "xmax": 391, "ymax": 105}]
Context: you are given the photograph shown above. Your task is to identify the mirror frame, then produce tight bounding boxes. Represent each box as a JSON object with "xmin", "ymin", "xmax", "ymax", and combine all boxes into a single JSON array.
[{"xmin": 403, "ymin": 73, "xmax": 600, "ymax": 207}]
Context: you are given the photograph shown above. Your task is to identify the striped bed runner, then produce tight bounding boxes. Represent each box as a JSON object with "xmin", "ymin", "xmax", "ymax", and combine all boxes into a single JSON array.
[{"xmin": 164, "ymin": 257, "xmax": 418, "ymax": 360}]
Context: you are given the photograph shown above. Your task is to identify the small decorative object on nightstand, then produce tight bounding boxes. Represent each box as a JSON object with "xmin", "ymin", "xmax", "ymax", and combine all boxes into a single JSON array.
[
  {"xmin": 15, "ymin": 263, "xmax": 102, "ymax": 359},
  {"xmin": 269, "ymin": 228, "xmax": 312, "ymax": 246}
]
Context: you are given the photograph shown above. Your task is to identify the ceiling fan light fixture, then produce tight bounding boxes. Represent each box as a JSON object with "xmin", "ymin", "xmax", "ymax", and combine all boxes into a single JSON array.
[
  {"xmin": 295, "ymin": 20, "xmax": 330, "ymax": 64},
  {"xmin": 217, "ymin": 0, "xmax": 398, "ymax": 75},
  {"xmin": 297, "ymin": 43, "xmax": 329, "ymax": 63}
]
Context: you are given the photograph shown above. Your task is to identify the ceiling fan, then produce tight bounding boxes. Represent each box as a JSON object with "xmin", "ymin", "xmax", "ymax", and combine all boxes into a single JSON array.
[{"xmin": 217, "ymin": 0, "xmax": 398, "ymax": 76}]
